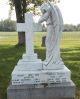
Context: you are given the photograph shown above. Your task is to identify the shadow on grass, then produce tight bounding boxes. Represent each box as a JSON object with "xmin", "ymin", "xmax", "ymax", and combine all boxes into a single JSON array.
[
  {"xmin": 35, "ymin": 46, "xmax": 80, "ymax": 62},
  {"xmin": 0, "ymin": 45, "xmax": 25, "ymax": 99},
  {"xmin": 61, "ymin": 47, "xmax": 80, "ymax": 52},
  {"xmin": 0, "ymin": 45, "xmax": 80, "ymax": 99},
  {"xmin": 61, "ymin": 47, "xmax": 80, "ymax": 61}
]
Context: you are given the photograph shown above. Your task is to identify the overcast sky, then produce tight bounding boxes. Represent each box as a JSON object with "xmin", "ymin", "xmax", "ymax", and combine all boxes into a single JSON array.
[{"xmin": 0, "ymin": 0, "xmax": 80, "ymax": 25}]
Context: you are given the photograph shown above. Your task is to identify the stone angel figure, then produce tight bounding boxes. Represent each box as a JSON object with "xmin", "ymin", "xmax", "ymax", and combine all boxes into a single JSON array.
[{"xmin": 38, "ymin": 0, "xmax": 64, "ymax": 69}]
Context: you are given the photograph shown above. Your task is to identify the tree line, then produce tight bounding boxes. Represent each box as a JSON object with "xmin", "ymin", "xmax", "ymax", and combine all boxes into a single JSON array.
[
  {"xmin": 0, "ymin": 19, "xmax": 80, "ymax": 32},
  {"xmin": 0, "ymin": 19, "xmax": 16, "ymax": 31},
  {"xmin": 63, "ymin": 24, "xmax": 80, "ymax": 32},
  {"xmin": 42, "ymin": 24, "xmax": 80, "ymax": 32}
]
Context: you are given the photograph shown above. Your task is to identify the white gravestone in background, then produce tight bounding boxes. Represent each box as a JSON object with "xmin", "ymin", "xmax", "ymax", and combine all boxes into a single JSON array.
[{"xmin": 11, "ymin": 12, "xmax": 71, "ymax": 85}]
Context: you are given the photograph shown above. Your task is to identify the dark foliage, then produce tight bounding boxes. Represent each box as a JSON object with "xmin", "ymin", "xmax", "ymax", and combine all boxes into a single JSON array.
[{"xmin": 0, "ymin": 19, "xmax": 16, "ymax": 31}]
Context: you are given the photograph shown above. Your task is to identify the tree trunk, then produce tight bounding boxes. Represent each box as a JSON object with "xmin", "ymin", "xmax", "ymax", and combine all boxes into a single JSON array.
[
  {"xmin": 22, "ymin": 0, "xmax": 27, "ymax": 20},
  {"xmin": 14, "ymin": 0, "xmax": 26, "ymax": 45}
]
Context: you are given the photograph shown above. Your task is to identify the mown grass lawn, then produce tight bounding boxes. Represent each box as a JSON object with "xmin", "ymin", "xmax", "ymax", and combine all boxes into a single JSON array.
[{"xmin": 0, "ymin": 32, "xmax": 80, "ymax": 99}]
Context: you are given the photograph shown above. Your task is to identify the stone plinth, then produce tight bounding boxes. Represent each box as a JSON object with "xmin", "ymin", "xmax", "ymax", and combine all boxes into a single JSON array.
[
  {"xmin": 7, "ymin": 81, "xmax": 76, "ymax": 99},
  {"xmin": 15, "ymin": 53, "xmax": 42, "ymax": 71},
  {"xmin": 12, "ymin": 66, "xmax": 71, "ymax": 85}
]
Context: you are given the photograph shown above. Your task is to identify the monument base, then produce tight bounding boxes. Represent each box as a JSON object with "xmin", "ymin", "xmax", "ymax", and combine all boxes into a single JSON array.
[
  {"xmin": 12, "ymin": 66, "xmax": 71, "ymax": 85},
  {"xmin": 7, "ymin": 81, "xmax": 76, "ymax": 99}
]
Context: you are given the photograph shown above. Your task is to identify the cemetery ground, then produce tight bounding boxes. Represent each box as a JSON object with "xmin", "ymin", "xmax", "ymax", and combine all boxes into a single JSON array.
[{"xmin": 0, "ymin": 32, "xmax": 80, "ymax": 99}]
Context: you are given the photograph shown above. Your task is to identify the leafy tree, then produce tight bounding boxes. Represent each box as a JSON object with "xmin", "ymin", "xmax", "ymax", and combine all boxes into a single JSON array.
[
  {"xmin": 9, "ymin": 0, "xmax": 26, "ymax": 45},
  {"xmin": 9, "ymin": 0, "xmax": 43, "ymax": 45},
  {"xmin": 8, "ymin": 0, "xmax": 60, "ymax": 45}
]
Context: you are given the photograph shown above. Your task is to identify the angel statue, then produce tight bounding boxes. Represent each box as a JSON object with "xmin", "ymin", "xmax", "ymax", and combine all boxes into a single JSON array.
[{"xmin": 38, "ymin": 0, "xmax": 64, "ymax": 69}]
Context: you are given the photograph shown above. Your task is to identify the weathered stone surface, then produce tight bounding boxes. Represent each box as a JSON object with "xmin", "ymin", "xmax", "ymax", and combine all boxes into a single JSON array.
[
  {"xmin": 7, "ymin": 81, "xmax": 76, "ymax": 99},
  {"xmin": 12, "ymin": 66, "xmax": 71, "ymax": 85}
]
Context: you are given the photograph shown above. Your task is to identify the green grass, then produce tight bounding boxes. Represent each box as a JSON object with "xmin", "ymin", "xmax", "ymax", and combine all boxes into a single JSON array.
[{"xmin": 0, "ymin": 32, "xmax": 80, "ymax": 99}]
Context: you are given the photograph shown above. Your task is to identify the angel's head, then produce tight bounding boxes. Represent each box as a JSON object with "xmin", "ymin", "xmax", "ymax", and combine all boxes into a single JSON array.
[{"xmin": 40, "ymin": 3, "xmax": 50, "ymax": 14}]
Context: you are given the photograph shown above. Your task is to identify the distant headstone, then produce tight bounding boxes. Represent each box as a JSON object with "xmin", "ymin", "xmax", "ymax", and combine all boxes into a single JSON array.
[{"xmin": 42, "ymin": 36, "xmax": 46, "ymax": 47}]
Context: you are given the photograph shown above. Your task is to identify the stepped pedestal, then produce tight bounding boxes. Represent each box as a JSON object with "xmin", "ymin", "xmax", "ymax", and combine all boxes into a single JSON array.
[{"xmin": 11, "ymin": 52, "xmax": 71, "ymax": 85}]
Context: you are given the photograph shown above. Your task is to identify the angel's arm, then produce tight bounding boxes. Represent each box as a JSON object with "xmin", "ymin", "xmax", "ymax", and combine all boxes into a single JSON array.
[{"xmin": 38, "ymin": 10, "xmax": 50, "ymax": 23}]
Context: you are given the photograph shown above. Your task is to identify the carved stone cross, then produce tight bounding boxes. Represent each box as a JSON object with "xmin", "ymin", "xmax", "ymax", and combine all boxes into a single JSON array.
[{"xmin": 17, "ymin": 12, "xmax": 42, "ymax": 55}]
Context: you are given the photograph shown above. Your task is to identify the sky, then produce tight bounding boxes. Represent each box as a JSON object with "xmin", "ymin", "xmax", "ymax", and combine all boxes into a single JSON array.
[
  {"xmin": 0, "ymin": 0, "xmax": 80, "ymax": 25},
  {"xmin": 0, "ymin": 0, "xmax": 16, "ymax": 20}
]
